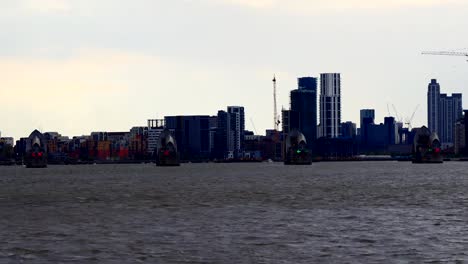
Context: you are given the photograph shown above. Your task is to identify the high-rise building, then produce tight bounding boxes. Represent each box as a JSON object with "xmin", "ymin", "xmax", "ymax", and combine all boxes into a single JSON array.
[
  {"xmin": 319, "ymin": 73, "xmax": 341, "ymax": 138},
  {"xmin": 214, "ymin": 110, "xmax": 230, "ymax": 159},
  {"xmin": 214, "ymin": 107, "xmax": 245, "ymax": 159},
  {"xmin": 360, "ymin": 109, "xmax": 375, "ymax": 142},
  {"xmin": 360, "ymin": 109, "xmax": 375, "ymax": 131},
  {"xmin": 289, "ymin": 77, "xmax": 318, "ymax": 146},
  {"xmin": 439, "ymin": 93, "xmax": 463, "ymax": 144},
  {"xmin": 427, "ymin": 79, "xmax": 440, "ymax": 134},
  {"xmin": 227, "ymin": 106, "xmax": 245, "ymax": 157},
  {"xmin": 426, "ymin": 79, "xmax": 463, "ymax": 145},
  {"xmin": 164, "ymin": 115, "xmax": 212, "ymax": 160},
  {"xmin": 384, "ymin": 117, "xmax": 398, "ymax": 145}
]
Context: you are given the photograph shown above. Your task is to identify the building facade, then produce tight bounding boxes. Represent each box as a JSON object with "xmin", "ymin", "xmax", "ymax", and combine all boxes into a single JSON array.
[{"xmin": 319, "ymin": 73, "xmax": 341, "ymax": 138}]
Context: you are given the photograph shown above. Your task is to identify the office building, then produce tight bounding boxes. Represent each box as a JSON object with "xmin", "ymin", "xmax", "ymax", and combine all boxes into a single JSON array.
[
  {"xmin": 165, "ymin": 115, "xmax": 213, "ymax": 160},
  {"xmin": 289, "ymin": 77, "xmax": 318, "ymax": 146}
]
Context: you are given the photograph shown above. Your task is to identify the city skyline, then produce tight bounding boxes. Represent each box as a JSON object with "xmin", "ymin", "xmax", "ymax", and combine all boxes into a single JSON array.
[{"xmin": 2, "ymin": 0, "xmax": 468, "ymax": 140}]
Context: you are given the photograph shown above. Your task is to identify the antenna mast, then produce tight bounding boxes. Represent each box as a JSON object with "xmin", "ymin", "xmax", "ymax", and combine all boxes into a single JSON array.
[{"xmin": 273, "ymin": 75, "xmax": 279, "ymax": 131}]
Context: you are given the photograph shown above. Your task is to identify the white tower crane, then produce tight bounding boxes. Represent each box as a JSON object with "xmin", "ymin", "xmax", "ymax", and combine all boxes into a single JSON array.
[{"xmin": 422, "ymin": 51, "xmax": 468, "ymax": 62}]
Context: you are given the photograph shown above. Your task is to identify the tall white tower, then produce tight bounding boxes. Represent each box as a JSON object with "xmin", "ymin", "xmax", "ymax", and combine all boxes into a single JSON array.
[{"xmin": 319, "ymin": 73, "xmax": 341, "ymax": 138}]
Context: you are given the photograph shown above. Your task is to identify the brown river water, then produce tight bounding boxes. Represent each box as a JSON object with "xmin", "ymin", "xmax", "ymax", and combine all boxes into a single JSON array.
[{"xmin": 1, "ymin": 162, "xmax": 468, "ymax": 263}]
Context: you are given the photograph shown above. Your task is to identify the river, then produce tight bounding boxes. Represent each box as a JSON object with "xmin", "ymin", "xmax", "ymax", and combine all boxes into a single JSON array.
[{"xmin": 1, "ymin": 162, "xmax": 468, "ymax": 263}]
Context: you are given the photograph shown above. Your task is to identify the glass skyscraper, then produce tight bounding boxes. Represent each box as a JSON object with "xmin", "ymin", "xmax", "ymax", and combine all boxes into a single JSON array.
[{"xmin": 289, "ymin": 77, "xmax": 318, "ymax": 147}]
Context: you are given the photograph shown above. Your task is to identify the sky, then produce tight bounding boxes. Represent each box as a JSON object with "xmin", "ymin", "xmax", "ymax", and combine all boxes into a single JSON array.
[{"xmin": 2, "ymin": 0, "xmax": 468, "ymax": 140}]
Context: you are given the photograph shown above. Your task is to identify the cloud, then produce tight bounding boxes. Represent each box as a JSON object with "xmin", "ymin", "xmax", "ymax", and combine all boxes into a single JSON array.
[
  {"xmin": 0, "ymin": 49, "xmax": 272, "ymax": 138},
  {"xmin": 0, "ymin": 49, "xmax": 139, "ymax": 101},
  {"xmin": 212, "ymin": 0, "xmax": 464, "ymax": 11},
  {"xmin": 22, "ymin": 0, "xmax": 71, "ymax": 14}
]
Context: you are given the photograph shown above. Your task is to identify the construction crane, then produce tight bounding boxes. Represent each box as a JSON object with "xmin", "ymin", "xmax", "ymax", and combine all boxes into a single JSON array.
[
  {"xmin": 391, "ymin": 104, "xmax": 403, "ymax": 123},
  {"xmin": 272, "ymin": 75, "xmax": 280, "ymax": 131},
  {"xmin": 250, "ymin": 118, "xmax": 258, "ymax": 135},
  {"xmin": 405, "ymin": 104, "xmax": 420, "ymax": 130},
  {"xmin": 422, "ymin": 51, "xmax": 468, "ymax": 62}
]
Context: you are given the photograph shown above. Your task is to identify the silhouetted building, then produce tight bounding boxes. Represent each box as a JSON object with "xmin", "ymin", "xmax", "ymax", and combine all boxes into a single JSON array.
[
  {"xmin": 363, "ymin": 116, "xmax": 399, "ymax": 152},
  {"xmin": 289, "ymin": 77, "xmax": 318, "ymax": 147},
  {"xmin": 360, "ymin": 109, "xmax": 375, "ymax": 126},
  {"xmin": 360, "ymin": 109, "xmax": 375, "ymax": 140},
  {"xmin": 281, "ymin": 109, "xmax": 300, "ymax": 135},
  {"xmin": 426, "ymin": 79, "xmax": 463, "ymax": 146},
  {"xmin": 341, "ymin": 122, "xmax": 357, "ymax": 139},
  {"xmin": 214, "ymin": 107, "xmax": 245, "ymax": 159},
  {"xmin": 227, "ymin": 106, "xmax": 245, "ymax": 157},
  {"xmin": 455, "ymin": 110, "xmax": 468, "ymax": 155},
  {"xmin": 384, "ymin": 117, "xmax": 398, "ymax": 145},
  {"xmin": 439, "ymin": 93, "xmax": 462, "ymax": 145},
  {"xmin": 361, "ymin": 117, "xmax": 374, "ymax": 146},
  {"xmin": 427, "ymin": 79, "xmax": 440, "ymax": 134},
  {"xmin": 165, "ymin": 115, "xmax": 212, "ymax": 161},
  {"xmin": 319, "ymin": 73, "xmax": 341, "ymax": 138}
]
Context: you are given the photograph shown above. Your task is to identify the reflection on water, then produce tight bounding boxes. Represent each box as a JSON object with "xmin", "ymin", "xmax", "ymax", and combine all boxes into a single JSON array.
[{"xmin": 1, "ymin": 162, "xmax": 468, "ymax": 263}]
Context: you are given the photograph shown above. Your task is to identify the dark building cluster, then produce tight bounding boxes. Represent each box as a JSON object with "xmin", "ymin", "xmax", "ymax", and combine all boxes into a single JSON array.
[{"xmin": 1, "ymin": 77, "xmax": 467, "ymax": 164}]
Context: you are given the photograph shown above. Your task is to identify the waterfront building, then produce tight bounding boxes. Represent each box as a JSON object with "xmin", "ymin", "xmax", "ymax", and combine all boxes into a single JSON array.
[
  {"xmin": 289, "ymin": 77, "xmax": 318, "ymax": 147},
  {"xmin": 427, "ymin": 79, "xmax": 440, "ymax": 134},
  {"xmin": 439, "ymin": 93, "xmax": 462, "ymax": 145},
  {"xmin": 384, "ymin": 117, "xmax": 399, "ymax": 145},
  {"xmin": 227, "ymin": 106, "xmax": 245, "ymax": 157},
  {"xmin": 362, "ymin": 116, "xmax": 399, "ymax": 152},
  {"xmin": 360, "ymin": 109, "xmax": 375, "ymax": 143},
  {"xmin": 165, "ymin": 115, "xmax": 213, "ymax": 161},
  {"xmin": 360, "ymin": 109, "xmax": 375, "ymax": 127},
  {"xmin": 0, "ymin": 137, "xmax": 14, "ymax": 146},
  {"xmin": 426, "ymin": 79, "xmax": 463, "ymax": 146},
  {"xmin": 281, "ymin": 109, "xmax": 299, "ymax": 136},
  {"xmin": 214, "ymin": 107, "xmax": 245, "ymax": 159},
  {"xmin": 319, "ymin": 73, "xmax": 341, "ymax": 138}
]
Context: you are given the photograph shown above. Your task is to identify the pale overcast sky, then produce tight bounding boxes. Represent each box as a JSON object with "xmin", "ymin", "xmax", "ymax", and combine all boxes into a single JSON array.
[{"xmin": 2, "ymin": 0, "xmax": 468, "ymax": 140}]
